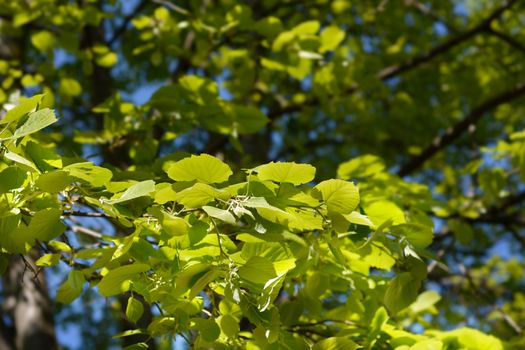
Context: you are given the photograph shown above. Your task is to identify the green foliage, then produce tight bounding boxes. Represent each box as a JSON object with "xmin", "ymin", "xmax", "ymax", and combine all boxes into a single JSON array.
[
  {"xmin": 1, "ymin": 0, "xmax": 525, "ymax": 349},
  {"xmin": 0, "ymin": 96, "xmax": 505, "ymax": 349}
]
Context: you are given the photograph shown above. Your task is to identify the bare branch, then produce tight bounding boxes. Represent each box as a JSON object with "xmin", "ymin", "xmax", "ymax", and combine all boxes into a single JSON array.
[
  {"xmin": 108, "ymin": 0, "xmax": 149, "ymax": 47},
  {"xmin": 268, "ymin": 0, "xmax": 519, "ymax": 121},
  {"xmin": 398, "ymin": 79, "xmax": 525, "ymax": 176},
  {"xmin": 151, "ymin": 0, "xmax": 190, "ymax": 16},
  {"xmin": 63, "ymin": 211, "xmax": 111, "ymax": 218},
  {"xmin": 379, "ymin": 0, "xmax": 518, "ymax": 80},
  {"xmin": 71, "ymin": 225, "xmax": 103, "ymax": 239},
  {"xmin": 487, "ymin": 27, "xmax": 525, "ymax": 54}
]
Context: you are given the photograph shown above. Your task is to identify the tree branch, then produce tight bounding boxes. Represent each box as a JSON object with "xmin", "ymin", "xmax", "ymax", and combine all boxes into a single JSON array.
[
  {"xmin": 487, "ymin": 27, "xmax": 525, "ymax": 54},
  {"xmin": 108, "ymin": 0, "xmax": 149, "ymax": 47},
  {"xmin": 398, "ymin": 79, "xmax": 525, "ymax": 176},
  {"xmin": 378, "ymin": 0, "xmax": 518, "ymax": 80},
  {"xmin": 268, "ymin": 0, "xmax": 519, "ymax": 121}
]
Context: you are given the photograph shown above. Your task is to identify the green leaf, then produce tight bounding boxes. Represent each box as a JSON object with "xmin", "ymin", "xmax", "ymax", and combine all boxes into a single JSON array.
[
  {"xmin": 1, "ymin": 108, "xmax": 57, "ymax": 141},
  {"xmin": 36, "ymin": 171, "xmax": 72, "ymax": 193},
  {"xmin": 337, "ymin": 155, "xmax": 385, "ymax": 179},
  {"xmin": 203, "ymin": 205, "xmax": 236, "ymax": 225},
  {"xmin": 410, "ymin": 290, "xmax": 441, "ymax": 313},
  {"xmin": 365, "ymin": 200, "xmax": 405, "ymax": 227},
  {"xmin": 31, "ymin": 30, "xmax": 56, "ymax": 52},
  {"xmin": 154, "ymin": 183, "xmax": 177, "ymax": 204},
  {"xmin": 167, "ymin": 154, "xmax": 232, "ymax": 184},
  {"xmin": 1, "ymin": 94, "xmax": 44, "ymax": 125},
  {"xmin": 189, "ymin": 269, "xmax": 220, "ymax": 300},
  {"xmin": 56, "ymin": 280, "xmax": 83, "ymax": 304},
  {"xmin": 3, "ymin": 151, "xmax": 39, "ymax": 172},
  {"xmin": 25, "ymin": 141, "xmax": 63, "ymax": 171},
  {"xmin": 191, "ymin": 318, "xmax": 221, "ymax": 342},
  {"xmin": 368, "ymin": 307, "xmax": 389, "ymax": 344},
  {"xmin": 35, "ymin": 253, "xmax": 61, "ymax": 267},
  {"xmin": 47, "ymin": 240, "xmax": 72, "ymax": 252},
  {"xmin": 319, "ymin": 26, "xmax": 345, "ymax": 52},
  {"xmin": 440, "ymin": 328, "xmax": 503, "ymax": 350},
  {"xmin": 29, "ymin": 208, "xmax": 66, "ymax": 241},
  {"xmin": 174, "ymin": 263, "xmax": 210, "ymax": 296},
  {"xmin": 312, "ymin": 337, "xmax": 359, "ymax": 350},
  {"xmin": 292, "ymin": 20, "xmax": 320, "ymax": 35},
  {"xmin": 160, "ymin": 214, "xmax": 188, "ymax": 236},
  {"xmin": 98, "ymin": 263, "xmax": 150, "ymax": 297},
  {"xmin": 256, "ymin": 162, "xmax": 316, "ymax": 185},
  {"xmin": 174, "ymin": 183, "xmax": 230, "ymax": 208},
  {"xmin": 391, "ymin": 223, "xmax": 433, "ymax": 248},
  {"xmin": 189, "ymin": 220, "xmax": 209, "ymax": 245},
  {"xmin": 314, "ymin": 179, "xmax": 359, "ymax": 215},
  {"xmin": 64, "ymin": 162, "xmax": 113, "ymax": 187},
  {"xmin": 106, "ymin": 180, "xmax": 155, "ymax": 204},
  {"xmin": 59, "ymin": 78, "xmax": 82, "ymax": 97},
  {"xmin": 219, "ymin": 314, "xmax": 240, "ymax": 338},
  {"xmin": 239, "ymin": 256, "xmax": 277, "ymax": 285},
  {"xmin": 122, "ymin": 343, "xmax": 149, "ymax": 350},
  {"xmin": 126, "ymin": 297, "xmax": 144, "ymax": 323},
  {"xmin": 0, "ymin": 166, "xmax": 27, "ymax": 193},
  {"xmin": 67, "ymin": 270, "xmax": 85, "ymax": 290},
  {"xmin": 343, "ymin": 211, "xmax": 374, "ymax": 227},
  {"xmin": 384, "ymin": 272, "xmax": 421, "ymax": 315},
  {"xmin": 228, "ymin": 105, "xmax": 268, "ymax": 134}
]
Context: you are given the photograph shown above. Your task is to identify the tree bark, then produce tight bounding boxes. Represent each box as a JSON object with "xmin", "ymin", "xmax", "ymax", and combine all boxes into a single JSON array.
[{"xmin": 2, "ymin": 251, "xmax": 57, "ymax": 350}]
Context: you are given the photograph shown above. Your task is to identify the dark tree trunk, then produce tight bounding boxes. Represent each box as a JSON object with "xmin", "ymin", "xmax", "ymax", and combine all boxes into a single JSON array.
[{"xmin": 2, "ymin": 251, "xmax": 57, "ymax": 350}]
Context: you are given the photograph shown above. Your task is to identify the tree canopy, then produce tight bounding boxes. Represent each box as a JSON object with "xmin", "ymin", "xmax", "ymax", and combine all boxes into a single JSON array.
[{"xmin": 1, "ymin": 0, "xmax": 525, "ymax": 349}]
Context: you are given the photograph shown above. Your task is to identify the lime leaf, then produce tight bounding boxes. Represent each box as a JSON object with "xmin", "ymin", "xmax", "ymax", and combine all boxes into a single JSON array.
[
  {"xmin": 36, "ymin": 171, "xmax": 72, "ymax": 193},
  {"xmin": 1, "ymin": 108, "xmax": 57, "ymax": 141},
  {"xmin": 29, "ymin": 208, "xmax": 66, "ymax": 241},
  {"xmin": 1, "ymin": 94, "xmax": 44, "ymax": 124},
  {"xmin": 256, "ymin": 162, "xmax": 316, "ymax": 185},
  {"xmin": 56, "ymin": 280, "xmax": 83, "ymax": 304},
  {"xmin": 314, "ymin": 179, "xmax": 359, "ymax": 215},
  {"xmin": 126, "ymin": 297, "xmax": 144, "ymax": 323},
  {"xmin": 368, "ymin": 307, "xmax": 389, "ymax": 344},
  {"xmin": 239, "ymin": 256, "xmax": 277, "ymax": 285},
  {"xmin": 391, "ymin": 223, "xmax": 433, "ymax": 248},
  {"xmin": 292, "ymin": 20, "xmax": 320, "ymax": 35},
  {"xmin": 384, "ymin": 272, "xmax": 421, "ymax": 315},
  {"xmin": 64, "ymin": 162, "xmax": 113, "ymax": 187},
  {"xmin": 25, "ymin": 141, "xmax": 63, "ymax": 171},
  {"xmin": 31, "ymin": 30, "xmax": 56, "ymax": 52},
  {"xmin": 343, "ymin": 211, "xmax": 374, "ymax": 227},
  {"xmin": 35, "ymin": 253, "xmax": 61, "ymax": 267},
  {"xmin": 319, "ymin": 25, "xmax": 345, "ymax": 52},
  {"xmin": 410, "ymin": 290, "xmax": 441, "ymax": 313},
  {"xmin": 167, "ymin": 154, "xmax": 232, "ymax": 184},
  {"xmin": 365, "ymin": 200, "xmax": 405, "ymax": 226},
  {"xmin": 98, "ymin": 263, "xmax": 150, "ymax": 297},
  {"xmin": 174, "ymin": 183, "xmax": 230, "ymax": 208},
  {"xmin": 312, "ymin": 337, "xmax": 359, "ymax": 350},
  {"xmin": 191, "ymin": 318, "xmax": 220, "ymax": 342},
  {"xmin": 0, "ymin": 166, "xmax": 27, "ymax": 193},
  {"xmin": 337, "ymin": 155, "xmax": 385, "ymax": 179},
  {"xmin": 59, "ymin": 78, "xmax": 82, "ymax": 97},
  {"xmin": 189, "ymin": 269, "xmax": 220, "ymax": 300},
  {"xmin": 106, "ymin": 180, "xmax": 155, "ymax": 204},
  {"xmin": 203, "ymin": 206, "xmax": 236, "ymax": 225},
  {"xmin": 220, "ymin": 314, "xmax": 240, "ymax": 338},
  {"xmin": 67, "ymin": 270, "xmax": 85, "ymax": 290}
]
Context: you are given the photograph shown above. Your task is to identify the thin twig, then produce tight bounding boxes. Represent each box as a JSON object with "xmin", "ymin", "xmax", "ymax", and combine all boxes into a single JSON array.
[
  {"xmin": 151, "ymin": 0, "xmax": 190, "ymax": 16},
  {"xmin": 71, "ymin": 225, "xmax": 103, "ymax": 239}
]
